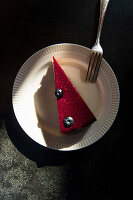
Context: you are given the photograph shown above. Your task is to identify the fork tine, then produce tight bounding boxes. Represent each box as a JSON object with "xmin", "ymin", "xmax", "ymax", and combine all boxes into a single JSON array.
[
  {"xmin": 88, "ymin": 52, "xmax": 99, "ymax": 82},
  {"xmin": 92, "ymin": 54, "xmax": 102, "ymax": 82},
  {"xmin": 86, "ymin": 52, "xmax": 98, "ymax": 81},
  {"xmin": 86, "ymin": 51, "xmax": 102, "ymax": 82},
  {"xmin": 86, "ymin": 52, "xmax": 94, "ymax": 81}
]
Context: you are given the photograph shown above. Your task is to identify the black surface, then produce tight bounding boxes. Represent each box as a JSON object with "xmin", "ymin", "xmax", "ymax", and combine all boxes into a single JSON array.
[{"xmin": 0, "ymin": 0, "xmax": 133, "ymax": 199}]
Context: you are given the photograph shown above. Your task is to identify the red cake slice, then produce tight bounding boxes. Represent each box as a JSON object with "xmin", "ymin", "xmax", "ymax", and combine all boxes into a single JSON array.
[{"xmin": 53, "ymin": 57, "xmax": 96, "ymax": 133}]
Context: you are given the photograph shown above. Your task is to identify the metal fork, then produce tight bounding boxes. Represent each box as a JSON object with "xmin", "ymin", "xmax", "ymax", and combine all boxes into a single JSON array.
[{"xmin": 86, "ymin": 0, "xmax": 110, "ymax": 82}]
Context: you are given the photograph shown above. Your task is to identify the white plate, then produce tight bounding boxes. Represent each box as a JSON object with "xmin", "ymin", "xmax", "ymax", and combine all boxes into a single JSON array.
[{"xmin": 12, "ymin": 43, "xmax": 120, "ymax": 151}]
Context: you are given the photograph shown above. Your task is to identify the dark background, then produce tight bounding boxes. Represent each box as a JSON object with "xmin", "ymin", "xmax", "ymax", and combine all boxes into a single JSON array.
[{"xmin": 0, "ymin": 0, "xmax": 133, "ymax": 199}]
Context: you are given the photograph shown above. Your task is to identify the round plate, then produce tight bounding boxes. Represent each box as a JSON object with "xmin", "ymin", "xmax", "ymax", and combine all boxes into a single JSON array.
[{"xmin": 12, "ymin": 43, "xmax": 120, "ymax": 151}]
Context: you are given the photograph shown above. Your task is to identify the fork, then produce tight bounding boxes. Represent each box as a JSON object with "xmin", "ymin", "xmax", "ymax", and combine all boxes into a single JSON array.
[{"xmin": 86, "ymin": 0, "xmax": 110, "ymax": 82}]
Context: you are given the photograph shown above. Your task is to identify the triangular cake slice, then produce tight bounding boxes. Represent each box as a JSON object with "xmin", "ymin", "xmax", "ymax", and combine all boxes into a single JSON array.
[{"xmin": 53, "ymin": 57, "xmax": 96, "ymax": 133}]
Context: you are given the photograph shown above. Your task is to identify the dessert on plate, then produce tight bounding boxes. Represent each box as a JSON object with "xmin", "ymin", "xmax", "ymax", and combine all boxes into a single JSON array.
[{"xmin": 53, "ymin": 57, "xmax": 96, "ymax": 133}]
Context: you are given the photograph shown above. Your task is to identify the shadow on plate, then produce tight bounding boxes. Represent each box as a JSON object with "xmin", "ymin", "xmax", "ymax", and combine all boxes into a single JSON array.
[{"xmin": 34, "ymin": 63, "xmax": 88, "ymax": 149}]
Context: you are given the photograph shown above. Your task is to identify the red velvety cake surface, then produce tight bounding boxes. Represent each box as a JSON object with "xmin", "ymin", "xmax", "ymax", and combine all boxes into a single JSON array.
[{"xmin": 53, "ymin": 57, "xmax": 96, "ymax": 133}]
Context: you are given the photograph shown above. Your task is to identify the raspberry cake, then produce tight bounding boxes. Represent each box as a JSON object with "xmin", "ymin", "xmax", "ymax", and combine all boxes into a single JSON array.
[{"xmin": 53, "ymin": 57, "xmax": 96, "ymax": 133}]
